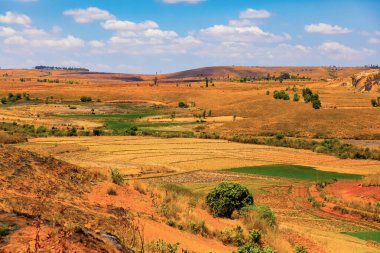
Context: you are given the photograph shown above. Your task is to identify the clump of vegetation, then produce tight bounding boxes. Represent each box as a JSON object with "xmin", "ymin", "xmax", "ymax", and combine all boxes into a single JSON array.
[
  {"xmin": 110, "ymin": 169, "xmax": 124, "ymax": 185},
  {"xmin": 178, "ymin": 101, "xmax": 188, "ymax": 108},
  {"xmin": 107, "ymin": 187, "xmax": 117, "ymax": 196},
  {"xmin": 302, "ymin": 88, "xmax": 321, "ymax": 109},
  {"xmin": 206, "ymin": 182, "xmax": 253, "ymax": 218},
  {"xmin": 80, "ymin": 96, "xmax": 92, "ymax": 102},
  {"xmin": 273, "ymin": 90, "xmax": 290, "ymax": 100},
  {"xmin": 146, "ymin": 240, "xmax": 179, "ymax": 253},
  {"xmin": 307, "ymin": 197, "xmax": 325, "ymax": 208},
  {"xmin": 0, "ymin": 223, "xmax": 10, "ymax": 236},
  {"xmin": 371, "ymin": 97, "xmax": 380, "ymax": 107},
  {"xmin": 333, "ymin": 205, "xmax": 349, "ymax": 214},
  {"xmin": 293, "ymin": 93, "xmax": 300, "ymax": 102},
  {"xmin": 295, "ymin": 245, "xmax": 308, "ymax": 253},
  {"xmin": 235, "ymin": 228, "xmax": 276, "ymax": 253}
]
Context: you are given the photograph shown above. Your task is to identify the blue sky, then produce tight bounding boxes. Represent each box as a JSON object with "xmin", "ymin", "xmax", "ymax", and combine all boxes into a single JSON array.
[{"xmin": 0, "ymin": 0, "xmax": 379, "ymax": 73}]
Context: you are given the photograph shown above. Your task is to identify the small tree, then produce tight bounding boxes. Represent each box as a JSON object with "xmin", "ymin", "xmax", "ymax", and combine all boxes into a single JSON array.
[
  {"xmin": 205, "ymin": 77, "xmax": 209, "ymax": 88},
  {"xmin": 205, "ymin": 182, "xmax": 253, "ymax": 218},
  {"xmin": 293, "ymin": 93, "xmax": 300, "ymax": 102},
  {"xmin": 1, "ymin": 97, "xmax": 6, "ymax": 104},
  {"xmin": 312, "ymin": 99, "xmax": 321, "ymax": 109}
]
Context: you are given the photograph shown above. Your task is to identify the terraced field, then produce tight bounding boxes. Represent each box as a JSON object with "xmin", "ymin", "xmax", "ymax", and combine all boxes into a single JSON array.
[{"xmin": 16, "ymin": 136, "xmax": 380, "ymax": 177}]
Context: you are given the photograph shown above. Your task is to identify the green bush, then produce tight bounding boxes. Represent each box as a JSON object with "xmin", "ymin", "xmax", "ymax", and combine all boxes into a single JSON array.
[
  {"xmin": 1, "ymin": 97, "xmax": 6, "ymax": 104},
  {"xmin": 206, "ymin": 182, "xmax": 253, "ymax": 218},
  {"xmin": 312, "ymin": 99, "xmax": 321, "ymax": 109},
  {"xmin": 110, "ymin": 169, "xmax": 124, "ymax": 185},
  {"xmin": 36, "ymin": 126, "xmax": 47, "ymax": 134},
  {"xmin": 80, "ymin": 96, "xmax": 92, "ymax": 102},
  {"xmin": 371, "ymin": 99, "xmax": 379, "ymax": 107},
  {"xmin": 178, "ymin": 101, "xmax": 188, "ymax": 108},
  {"xmin": 293, "ymin": 93, "xmax": 300, "ymax": 102},
  {"xmin": 0, "ymin": 223, "xmax": 10, "ymax": 236},
  {"xmin": 93, "ymin": 129, "xmax": 105, "ymax": 136},
  {"xmin": 273, "ymin": 90, "xmax": 290, "ymax": 100},
  {"xmin": 147, "ymin": 240, "xmax": 179, "ymax": 253}
]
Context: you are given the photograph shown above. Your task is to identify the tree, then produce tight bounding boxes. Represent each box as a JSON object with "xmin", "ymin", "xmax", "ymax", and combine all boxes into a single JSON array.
[
  {"xmin": 205, "ymin": 182, "xmax": 253, "ymax": 218},
  {"xmin": 312, "ymin": 99, "xmax": 321, "ymax": 109},
  {"xmin": 205, "ymin": 77, "xmax": 209, "ymax": 88}
]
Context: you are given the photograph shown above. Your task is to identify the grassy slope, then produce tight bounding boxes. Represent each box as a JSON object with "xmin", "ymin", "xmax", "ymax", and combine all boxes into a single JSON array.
[{"xmin": 224, "ymin": 164, "xmax": 362, "ymax": 181}]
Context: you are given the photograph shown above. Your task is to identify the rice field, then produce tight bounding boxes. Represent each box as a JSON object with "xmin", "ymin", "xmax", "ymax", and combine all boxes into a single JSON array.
[{"xmin": 15, "ymin": 136, "xmax": 380, "ymax": 177}]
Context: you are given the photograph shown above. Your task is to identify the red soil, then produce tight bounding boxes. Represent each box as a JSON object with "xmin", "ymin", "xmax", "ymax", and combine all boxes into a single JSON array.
[{"xmin": 324, "ymin": 180, "xmax": 380, "ymax": 204}]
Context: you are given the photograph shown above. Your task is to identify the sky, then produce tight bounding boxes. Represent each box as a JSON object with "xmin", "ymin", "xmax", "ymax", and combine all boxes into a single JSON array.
[{"xmin": 0, "ymin": 0, "xmax": 379, "ymax": 73}]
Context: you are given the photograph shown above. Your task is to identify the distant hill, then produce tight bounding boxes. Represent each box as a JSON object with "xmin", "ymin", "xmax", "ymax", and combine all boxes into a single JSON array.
[{"xmin": 163, "ymin": 66, "xmax": 367, "ymax": 80}]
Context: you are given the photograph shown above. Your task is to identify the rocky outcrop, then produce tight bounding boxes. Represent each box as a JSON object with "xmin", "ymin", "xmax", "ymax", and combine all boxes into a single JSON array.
[{"xmin": 352, "ymin": 70, "xmax": 380, "ymax": 92}]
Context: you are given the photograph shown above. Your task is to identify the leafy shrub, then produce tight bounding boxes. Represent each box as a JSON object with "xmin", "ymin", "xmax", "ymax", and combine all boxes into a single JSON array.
[
  {"xmin": 36, "ymin": 126, "xmax": 47, "ymax": 134},
  {"xmin": 93, "ymin": 129, "xmax": 105, "ymax": 136},
  {"xmin": 80, "ymin": 96, "xmax": 92, "ymax": 102},
  {"xmin": 1, "ymin": 97, "xmax": 6, "ymax": 104},
  {"xmin": 178, "ymin": 101, "xmax": 188, "ymax": 108},
  {"xmin": 293, "ymin": 93, "xmax": 300, "ymax": 102},
  {"xmin": 249, "ymin": 229, "xmax": 262, "ymax": 244},
  {"xmin": 110, "ymin": 169, "xmax": 124, "ymax": 185},
  {"xmin": 371, "ymin": 99, "xmax": 379, "ymax": 107},
  {"xmin": 146, "ymin": 240, "xmax": 179, "ymax": 253},
  {"xmin": 266, "ymin": 90, "xmax": 270, "ymax": 95},
  {"xmin": 236, "ymin": 244, "xmax": 276, "ymax": 253},
  {"xmin": 312, "ymin": 98, "xmax": 321, "ymax": 109},
  {"xmin": 206, "ymin": 182, "xmax": 253, "ymax": 218},
  {"xmin": 0, "ymin": 223, "xmax": 10, "ymax": 236},
  {"xmin": 273, "ymin": 90, "xmax": 290, "ymax": 100}
]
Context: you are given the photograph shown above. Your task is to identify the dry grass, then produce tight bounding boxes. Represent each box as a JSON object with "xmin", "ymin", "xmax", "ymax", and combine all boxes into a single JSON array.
[
  {"xmin": 362, "ymin": 174, "xmax": 380, "ymax": 186},
  {"xmin": 16, "ymin": 136, "xmax": 380, "ymax": 177},
  {"xmin": 1, "ymin": 68, "xmax": 379, "ymax": 139}
]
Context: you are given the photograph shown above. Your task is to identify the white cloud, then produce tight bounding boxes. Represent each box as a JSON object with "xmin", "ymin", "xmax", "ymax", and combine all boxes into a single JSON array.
[
  {"xmin": 239, "ymin": 8, "xmax": 270, "ymax": 19},
  {"xmin": 64, "ymin": 7, "xmax": 114, "ymax": 23},
  {"xmin": 200, "ymin": 25, "xmax": 291, "ymax": 43},
  {"xmin": 375, "ymin": 31, "xmax": 380, "ymax": 36},
  {"xmin": 304, "ymin": 23, "xmax": 351, "ymax": 34},
  {"xmin": 228, "ymin": 19, "xmax": 255, "ymax": 27},
  {"xmin": 89, "ymin": 40, "xmax": 105, "ymax": 48},
  {"xmin": 0, "ymin": 11, "xmax": 31, "ymax": 26},
  {"xmin": 4, "ymin": 35, "xmax": 27, "ymax": 45},
  {"xmin": 319, "ymin": 42, "xmax": 375, "ymax": 60},
  {"xmin": 368, "ymin": 37, "xmax": 380, "ymax": 44},
  {"xmin": 0, "ymin": 26, "xmax": 17, "ymax": 37},
  {"xmin": 102, "ymin": 19, "xmax": 158, "ymax": 30},
  {"xmin": 161, "ymin": 0, "xmax": 204, "ymax": 3}
]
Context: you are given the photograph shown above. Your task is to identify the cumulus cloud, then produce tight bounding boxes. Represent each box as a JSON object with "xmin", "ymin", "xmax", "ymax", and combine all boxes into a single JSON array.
[
  {"xmin": 319, "ymin": 42, "xmax": 375, "ymax": 60},
  {"xmin": 0, "ymin": 11, "xmax": 31, "ymax": 26},
  {"xmin": 304, "ymin": 23, "xmax": 351, "ymax": 34},
  {"xmin": 88, "ymin": 40, "xmax": 105, "ymax": 48},
  {"xmin": 161, "ymin": 0, "xmax": 204, "ymax": 3},
  {"xmin": 239, "ymin": 8, "xmax": 270, "ymax": 19},
  {"xmin": 64, "ymin": 7, "xmax": 114, "ymax": 23},
  {"xmin": 200, "ymin": 25, "xmax": 291, "ymax": 43},
  {"xmin": 0, "ymin": 26, "xmax": 17, "ymax": 37},
  {"xmin": 102, "ymin": 19, "xmax": 158, "ymax": 30},
  {"xmin": 4, "ymin": 34, "xmax": 84, "ymax": 48}
]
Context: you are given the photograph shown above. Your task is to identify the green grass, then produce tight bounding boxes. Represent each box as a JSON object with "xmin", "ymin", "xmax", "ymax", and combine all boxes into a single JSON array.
[
  {"xmin": 224, "ymin": 164, "xmax": 362, "ymax": 181},
  {"xmin": 105, "ymin": 120, "xmax": 198, "ymax": 130},
  {"xmin": 341, "ymin": 231, "xmax": 380, "ymax": 243}
]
